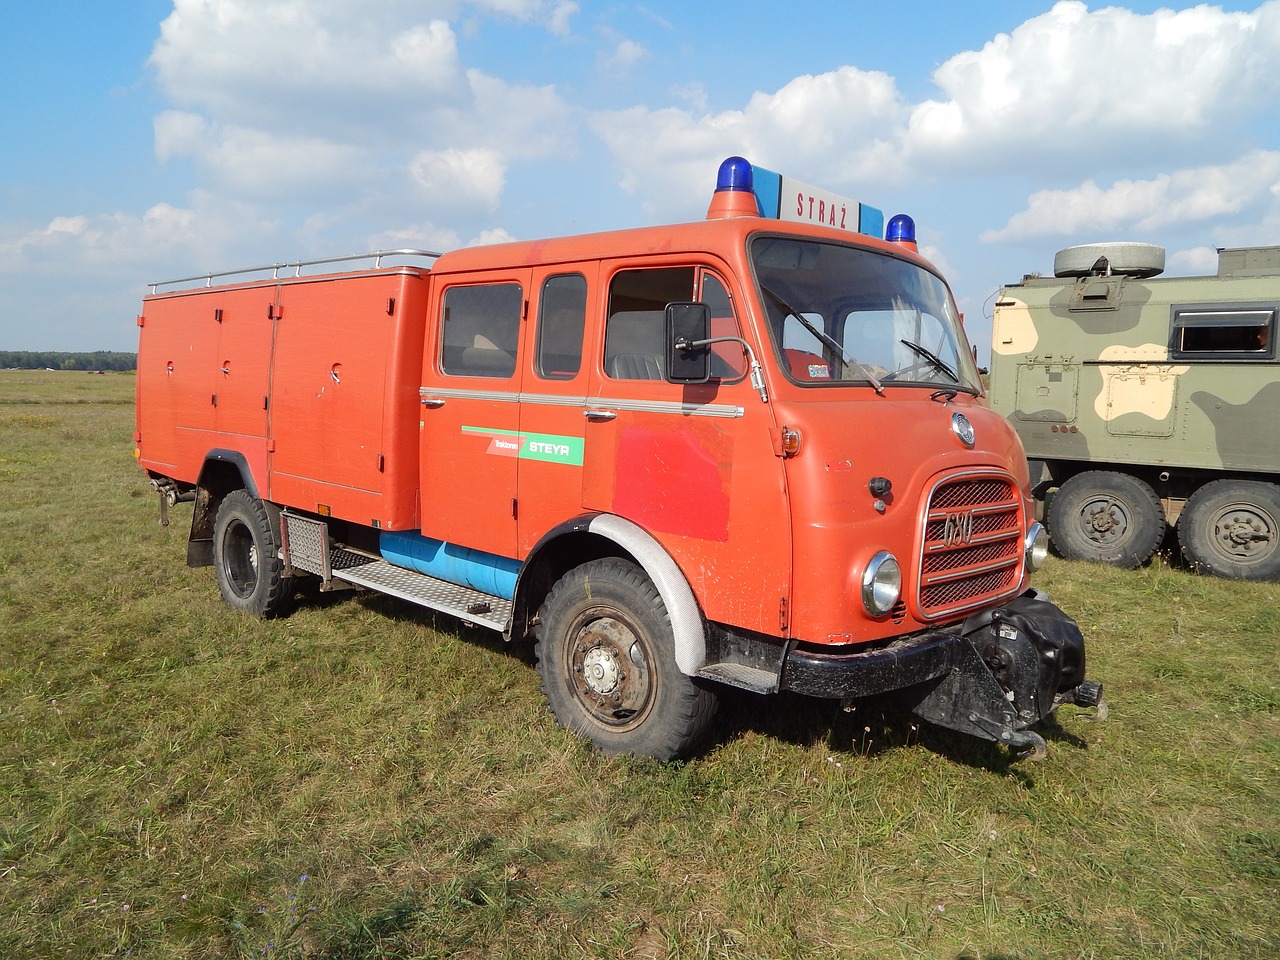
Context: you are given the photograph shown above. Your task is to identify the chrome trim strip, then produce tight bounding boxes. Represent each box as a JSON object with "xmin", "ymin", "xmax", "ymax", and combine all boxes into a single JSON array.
[
  {"xmin": 418, "ymin": 386, "xmax": 744, "ymax": 419},
  {"xmin": 921, "ymin": 555, "xmax": 1022, "ymax": 585}
]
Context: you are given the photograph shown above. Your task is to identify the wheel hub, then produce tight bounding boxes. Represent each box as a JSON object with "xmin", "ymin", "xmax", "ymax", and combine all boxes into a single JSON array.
[
  {"xmin": 1214, "ymin": 509, "xmax": 1274, "ymax": 558},
  {"xmin": 1085, "ymin": 500, "xmax": 1125, "ymax": 539},
  {"xmin": 581, "ymin": 644, "xmax": 623, "ymax": 696},
  {"xmin": 568, "ymin": 615, "xmax": 652, "ymax": 727}
]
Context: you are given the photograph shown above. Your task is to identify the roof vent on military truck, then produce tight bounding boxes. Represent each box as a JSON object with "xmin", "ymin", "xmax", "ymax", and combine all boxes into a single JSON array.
[{"xmin": 1053, "ymin": 242, "xmax": 1165, "ymax": 279}]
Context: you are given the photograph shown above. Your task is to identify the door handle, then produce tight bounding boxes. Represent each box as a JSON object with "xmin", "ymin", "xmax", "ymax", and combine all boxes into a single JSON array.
[
  {"xmin": 421, "ymin": 397, "xmax": 446, "ymax": 409},
  {"xmin": 584, "ymin": 409, "xmax": 617, "ymax": 421}
]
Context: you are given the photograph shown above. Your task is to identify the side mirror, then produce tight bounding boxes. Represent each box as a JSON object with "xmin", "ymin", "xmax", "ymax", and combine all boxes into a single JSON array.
[{"xmin": 665, "ymin": 302, "xmax": 711, "ymax": 383}]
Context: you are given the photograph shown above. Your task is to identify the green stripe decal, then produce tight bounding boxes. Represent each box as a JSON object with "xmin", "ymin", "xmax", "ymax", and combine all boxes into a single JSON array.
[{"xmin": 461, "ymin": 425, "xmax": 584, "ymax": 465}]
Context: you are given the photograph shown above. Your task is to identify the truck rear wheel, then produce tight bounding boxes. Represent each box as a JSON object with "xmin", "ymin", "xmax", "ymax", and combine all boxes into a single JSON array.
[
  {"xmin": 1048, "ymin": 471, "xmax": 1165, "ymax": 569},
  {"xmin": 212, "ymin": 490, "xmax": 293, "ymax": 617},
  {"xmin": 535, "ymin": 558, "xmax": 718, "ymax": 760},
  {"xmin": 1178, "ymin": 479, "xmax": 1280, "ymax": 581}
]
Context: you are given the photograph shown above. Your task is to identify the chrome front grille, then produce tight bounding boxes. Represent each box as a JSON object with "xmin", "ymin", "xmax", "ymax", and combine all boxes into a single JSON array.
[{"xmin": 918, "ymin": 472, "xmax": 1023, "ymax": 620}]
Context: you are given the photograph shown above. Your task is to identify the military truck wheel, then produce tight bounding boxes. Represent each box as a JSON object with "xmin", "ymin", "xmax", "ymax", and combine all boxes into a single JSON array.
[
  {"xmin": 535, "ymin": 558, "xmax": 718, "ymax": 761},
  {"xmin": 1048, "ymin": 471, "xmax": 1165, "ymax": 569},
  {"xmin": 212, "ymin": 490, "xmax": 293, "ymax": 617},
  {"xmin": 1178, "ymin": 480, "xmax": 1280, "ymax": 581}
]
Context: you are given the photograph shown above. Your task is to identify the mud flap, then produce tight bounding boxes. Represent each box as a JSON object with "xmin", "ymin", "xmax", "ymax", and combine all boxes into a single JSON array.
[{"xmin": 904, "ymin": 590, "xmax": 1097, "ymax": 756}]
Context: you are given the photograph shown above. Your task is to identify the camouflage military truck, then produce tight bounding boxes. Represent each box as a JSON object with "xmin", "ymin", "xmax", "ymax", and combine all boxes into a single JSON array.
[{"xmin": 988, "ymin": 242, "xmax": 1280, "ymax": 581}]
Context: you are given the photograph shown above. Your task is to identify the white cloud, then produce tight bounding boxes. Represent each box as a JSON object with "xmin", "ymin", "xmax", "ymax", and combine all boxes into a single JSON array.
[
  {"xmin": 591, "ymin": 0, "xmax": 1280, "ymax": 212},
  {"xmin": 150, "ymin": 2, "xmax": 469, "ymax": 135},
  {"xmin": 0, "ymin": 195, "xmax": 274, "ymax": 274},
  {"xmin": 602, "ymin": 38, "xmax": 648, "ymax": 71},
  {"xmin": 468, "ymin": 0, "xmax": 580, "ymax": 35},
  {"xmin": 409, "ymin": 147, "xmax": 506, "ymax": 210},
  {"xmin": 461, "ymin": 71, "xmax": 574, "ymax": 159},
  {"xmin": 903, "ymin": 0, "xmax": 1280, "ymax": 175},
  {"xmin": 153, "ymin": 110, "xmax": 208, "ymax": 162},
  {"xmin": 1168, "ymin": 246, "xmax": 1220, "ymax": 275},
  {"xmin": 591, "ymin": 66, "xmax": 905, "ymax": 221},
  {"xmin": 466, "ymin": 227, "xmax": 518, "ymax": 246},
  {"xmin": 148, "ymin": 0, "xmax": 574, "ymax": 220},
  {"xmin": 546, "ymin": 1, "xmax": 578, "ymax": 37},
  {"xmin": 364, "ymin": 223, "xmax": 463, "ymax": 254},
  {"xmin": 982, "ymin": 150, "xmax": 1280, "ymax": 241}
]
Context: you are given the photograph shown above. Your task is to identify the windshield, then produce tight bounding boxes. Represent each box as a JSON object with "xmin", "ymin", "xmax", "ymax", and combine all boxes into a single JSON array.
[{"xmin": 751, "ymin": 235, "xmax": 981, "ymax": 392}]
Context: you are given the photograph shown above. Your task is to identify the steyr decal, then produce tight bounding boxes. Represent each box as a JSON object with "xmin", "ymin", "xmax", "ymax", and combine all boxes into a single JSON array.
[{"xmin": 461, "ymin": 425, "xmax": 584, "ymax": 465}]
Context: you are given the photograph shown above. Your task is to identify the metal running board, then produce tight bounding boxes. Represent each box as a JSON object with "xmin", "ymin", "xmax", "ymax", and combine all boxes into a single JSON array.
[
  {"xmin": 329, "ymin": 549, "xmax": 512, "ymax": 631},
  {"xmin": 697, "ymin": 661, "xmax": 781, "ymax": 695},
  {"xmin": 281, "ymin": 512, "xmax": 511, "ymax": 632}
]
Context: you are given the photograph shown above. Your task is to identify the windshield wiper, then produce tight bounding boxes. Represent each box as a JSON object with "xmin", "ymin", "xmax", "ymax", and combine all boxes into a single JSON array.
[
  {"xmin": 899, "ymin": 338, "xmax": 959, "ymax": 384},
  {"xmin": 761, "ymin": 285, "xmax": 884, "ymax": 394}
]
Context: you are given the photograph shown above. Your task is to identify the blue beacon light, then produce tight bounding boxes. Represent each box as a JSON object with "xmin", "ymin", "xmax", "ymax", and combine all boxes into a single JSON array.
[
  {"xmin": 716, "ymin": 156, "xmax": 754, "ymax": 192},
  {"xmin": 885, "ymin": 213, "xmax": 918, "ymax": 250},
  {"xmin": 707, "ymin": 156, "xmax": 762, "ymax": 219}
]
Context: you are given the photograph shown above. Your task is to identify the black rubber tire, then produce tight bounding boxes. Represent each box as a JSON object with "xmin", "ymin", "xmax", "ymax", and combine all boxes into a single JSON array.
[
  {"xmin": 211, "ymin": 490, "xmax": 293, "ymax": 617},
  {"xmin": 535, "ymin": 558, "xmax": 718, "ymax": 760},
  {"xmin": 1048, "ymin": 471, "xmax": 1165, "ymax": 569},
  {"xmin": 1178, "ymin": 479, "xmax": 1280, "ymax": 581}
]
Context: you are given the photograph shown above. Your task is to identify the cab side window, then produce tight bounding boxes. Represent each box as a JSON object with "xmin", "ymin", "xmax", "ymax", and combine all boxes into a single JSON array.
[
  {"xmin": 535, "ymin": 274, "xmax": 587, "ymax": 380},
  {"xmin": 604, "ymin": 267, "xmax": 695, "ymax": 380},
  {"xmin": 441, "ymin": 283, "xmax": 523, "ymax": 378},
  {"xmin": 701, "ymin": 272, "xmax": 747, "ymax": 381}
]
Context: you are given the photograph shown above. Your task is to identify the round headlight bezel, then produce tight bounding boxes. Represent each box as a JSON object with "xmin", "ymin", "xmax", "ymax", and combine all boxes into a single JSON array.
[
  {"xmin": 1025, "ymin": 521, "xmax": 1049, "ymax": 571},
  {"xmin": 861, "ymin": 551, "xmax": 902, "ymax": 616}
]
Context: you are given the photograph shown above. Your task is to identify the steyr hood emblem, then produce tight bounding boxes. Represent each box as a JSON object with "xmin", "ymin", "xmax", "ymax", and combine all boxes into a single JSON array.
[{"xmin": 952, "ymin": 412, "xmax": 976, "ymax": 448}]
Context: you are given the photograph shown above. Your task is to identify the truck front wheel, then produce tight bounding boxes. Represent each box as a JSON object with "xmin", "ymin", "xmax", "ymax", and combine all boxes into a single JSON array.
[
  {"xmin": 1048, "ymin": 471, "xmax": 1165, "ymax": 569},
  {"xmin": 535, "ymin": 558, "xmax": 718, "ymax": 761},
  {"xmin": 1178, "ymin": 479, "xmax": 1280, "ymax": 581},
  {"xmin": 212, "ymin": 490, "xmax": 293, "ymax": 617}
]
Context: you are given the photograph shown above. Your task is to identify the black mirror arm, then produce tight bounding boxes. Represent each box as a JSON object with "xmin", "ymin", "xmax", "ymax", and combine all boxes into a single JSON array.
[{"xmin": 679, "ymin": 335, "xmax": 768, "ymax": 404}]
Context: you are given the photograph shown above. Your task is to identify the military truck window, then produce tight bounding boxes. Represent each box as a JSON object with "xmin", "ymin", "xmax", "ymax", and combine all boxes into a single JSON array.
[
  {"xmin": 604, "ymin": 266, "xmax": 695, "ymax": 380},
  {"xmin": 1170, "ymin": 303, "xmax": 1277, "ymax": 361},
  {"xmin": 441, "ymin": 283, "xmax": 522, "ymax": 378},
  {"xmin": 535, "ymin": 274, "xmax": 587, "ymax": 380}
]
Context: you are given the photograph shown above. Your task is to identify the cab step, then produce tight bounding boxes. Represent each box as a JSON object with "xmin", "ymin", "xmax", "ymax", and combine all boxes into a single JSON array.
[
  {"xmin": 697, "ymin": 661, "xmax": 781, "ymax": 695},
  {"xmin": 697, "ymin": 629, "xmax": 788, "ymax": 694}
]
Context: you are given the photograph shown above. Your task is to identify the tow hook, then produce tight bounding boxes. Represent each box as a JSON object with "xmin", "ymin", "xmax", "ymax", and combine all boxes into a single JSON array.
[
  {"xmin": 150, "ymin": 478, "xmax": 195, "ymax": 527},
  {"xmin": 1007, "ymin": 730, "xmax": 1047, "ymax": 761}
]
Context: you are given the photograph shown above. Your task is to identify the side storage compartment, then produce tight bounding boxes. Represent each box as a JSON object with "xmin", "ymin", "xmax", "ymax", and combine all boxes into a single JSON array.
[
  {"xmin": 267, "ymin": 269, "xmax": 431, "ymax": 531},
  {"xmin": 137, "ymin": 283, "xmax": 278, "ymax": 485}
]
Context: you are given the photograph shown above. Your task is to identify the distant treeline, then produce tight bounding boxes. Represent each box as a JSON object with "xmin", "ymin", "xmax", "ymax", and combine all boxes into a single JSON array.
[{"xmin": 1, "ymin": 351, "xmax": 137, "ymax": 371}]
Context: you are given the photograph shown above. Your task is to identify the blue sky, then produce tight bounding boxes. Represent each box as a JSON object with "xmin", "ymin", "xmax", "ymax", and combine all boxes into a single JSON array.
[{"xmin": 3, "ymin": 1, "xmax": 1278, "ymax": 360}]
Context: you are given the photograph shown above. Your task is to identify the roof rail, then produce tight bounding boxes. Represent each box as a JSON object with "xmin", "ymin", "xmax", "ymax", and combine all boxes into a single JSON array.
[{"xmin": 147, "ymin": 248, "xmax": 443, "ymax": 294}]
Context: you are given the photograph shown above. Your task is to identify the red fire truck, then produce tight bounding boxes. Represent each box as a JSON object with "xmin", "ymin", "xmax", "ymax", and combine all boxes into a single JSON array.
[{"xmin": 135, "ymin": 157, "xmax": 1102, "ymax": 760}]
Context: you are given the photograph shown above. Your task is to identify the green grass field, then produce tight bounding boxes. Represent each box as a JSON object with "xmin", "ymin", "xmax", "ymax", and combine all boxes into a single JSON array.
[{"xmin": 1, "ymin": 370, "xmax": 1277, "ymax": 959}]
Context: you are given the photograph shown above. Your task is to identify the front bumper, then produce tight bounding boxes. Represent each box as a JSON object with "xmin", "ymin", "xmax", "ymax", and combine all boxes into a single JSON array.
[
  {"xmin": 779, "ymin": 590, "xmax": 1102, "ymax": 753},
  {"xmin": 781, "ymin": 630, "xmax": 962, "ymax": 700}
]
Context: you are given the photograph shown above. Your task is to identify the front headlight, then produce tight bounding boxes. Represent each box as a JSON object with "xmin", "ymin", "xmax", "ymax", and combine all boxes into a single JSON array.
[
  {"xmin": 861, "ymin": 551, "xmax": 902, "ymax": 616},
  {"xmin": 1025, "ymin": 522, "xmax": 1049, "ymax": 571}
]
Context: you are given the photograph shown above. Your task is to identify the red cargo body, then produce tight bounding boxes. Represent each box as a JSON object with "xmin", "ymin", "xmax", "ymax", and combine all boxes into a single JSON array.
[{"xmin": 139, "ymin": 267, "xmax": 430, "ymax": 530}]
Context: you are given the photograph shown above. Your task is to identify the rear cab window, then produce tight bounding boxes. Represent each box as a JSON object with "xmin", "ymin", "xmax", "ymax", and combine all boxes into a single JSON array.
[{"xmin": 441, "ymin": 283, "xmax": 523, "ymax": 378}]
